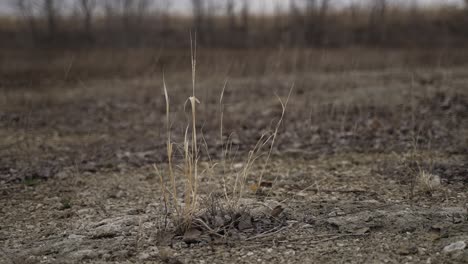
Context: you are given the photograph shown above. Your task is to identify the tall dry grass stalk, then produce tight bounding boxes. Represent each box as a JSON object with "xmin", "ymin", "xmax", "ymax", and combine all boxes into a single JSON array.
[
  {"xmin": 155, "ymin": 34, "xmax": 201, "ymax": 229},
  {"xmin": 156, "ymin": 35, "xmax": 293, "ymax": 232},
  {"xmin": 219, "ymin": 79, "xmax": 229, "ymax": 200},
  {"xmin": 163, "ymin": 75, "xmax": 178, "ymax": 215},
  {"xmin": 256, "ymin": 87, "xmax": 293, "ymax": 190},
  {"xmin": 187, "ymin": 31, "xmax": 200, "ymax": 220}
]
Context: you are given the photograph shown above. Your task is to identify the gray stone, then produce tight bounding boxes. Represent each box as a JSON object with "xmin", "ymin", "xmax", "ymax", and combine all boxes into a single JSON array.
[{"xmin": 443, "ymin": 241, "xmax": 466, "ymax": 253}]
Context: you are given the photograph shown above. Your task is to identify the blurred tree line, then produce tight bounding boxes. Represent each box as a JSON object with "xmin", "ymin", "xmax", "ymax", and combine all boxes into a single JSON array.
[{"xmin": 3, "ymin": 0, "xmax": 468, "ymax": 49}]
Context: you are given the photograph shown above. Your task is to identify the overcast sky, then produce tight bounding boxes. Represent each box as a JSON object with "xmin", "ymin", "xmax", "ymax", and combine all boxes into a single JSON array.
[{"xmin": 0, "ymin": 0, "xmax": 464, "ymax": 15}]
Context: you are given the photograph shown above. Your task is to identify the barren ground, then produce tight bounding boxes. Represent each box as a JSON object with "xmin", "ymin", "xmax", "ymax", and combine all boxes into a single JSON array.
[{"xmin": 1, "ymin": 65, "xmax": 467, "ymax": 263}]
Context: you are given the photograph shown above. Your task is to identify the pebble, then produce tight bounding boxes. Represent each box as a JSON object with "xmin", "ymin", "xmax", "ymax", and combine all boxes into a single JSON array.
[
  {"xmin": 233, "ymin": 163, "xmax": 244, "ymax": 169},
  {"xmin": 77, "ymin": 208, "xmax": 93, "ymax": 216},
  {"xmin": 68, "ymin": 249, "xmax": 100, "ymax": 261},
  {"xmin": 397, "ymin": 245, "xmax": 418, "ymax": 256},
  {"xmin": 443, "ymin": 241, "xmax": 466, "ymax": 253}
]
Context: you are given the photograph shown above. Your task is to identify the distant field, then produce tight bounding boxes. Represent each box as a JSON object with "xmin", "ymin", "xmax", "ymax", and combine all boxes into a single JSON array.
[{"xmin": 2, "ymin": 47, "xmax": 468, "ymax": 89}]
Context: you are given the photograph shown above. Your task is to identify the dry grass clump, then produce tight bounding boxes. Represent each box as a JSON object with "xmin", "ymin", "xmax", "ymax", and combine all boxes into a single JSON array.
[
  {"xmin": 416, "ymin": 170, "xmax": 441, "ymax": 193},
  {"xmin": 397, "ymin": 145, "xmax": 442, "ymax": 198},
  {"xmin": 154, "ymin": 38, "xmax": 292, "ymax": 236}
]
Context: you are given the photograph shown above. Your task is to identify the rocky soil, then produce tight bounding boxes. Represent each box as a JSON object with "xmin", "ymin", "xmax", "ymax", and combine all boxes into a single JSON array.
[{"xmin": 1, "ymin": 68, "xmax": 467, "ymax": 263}]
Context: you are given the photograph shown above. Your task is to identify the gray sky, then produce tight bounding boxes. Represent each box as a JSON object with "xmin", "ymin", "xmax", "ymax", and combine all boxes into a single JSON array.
[{"xmin": 0, "ymin": 0, "xmax": 464, "ymax": 15}]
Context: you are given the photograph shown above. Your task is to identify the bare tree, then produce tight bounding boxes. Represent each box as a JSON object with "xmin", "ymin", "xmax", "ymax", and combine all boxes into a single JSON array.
[
  {"xmin": 369, "ymin": 0, "xmax": 387, "ymax": 43},
  {"xmin": 225, "ymin": 0, "xmax": 235, "ymax": 30},
  {"xmin": 205, "ymin": 0, "xmax": 219, "ymax": 42},
  {"xmin": 289, "ymin": 0, "xmax": 302, "ymax": 21},
  {"xmin": 319, "ymin": 0, "xmax": 330, "ymax": 21},
  {"xmin": 316, "ymin": 0, "xmax": 330, "ymax": 45},
  {"xmin": 348, "ymin": 0, "xmax": 360, "ymax": 24},
  {"xmin": 288, "ymin": 0, "xmax": 304, "ymax": 45},
  {"xmin": 121, "ymin": 0, "xmax": 133, "ymax": 29},
  {"xmin": 346, "ymin": 0, "xmax": 363, "ymax": 44},
  {"xmin": 77, "ymin": 0, "xmax": 96, "ymax": 37},
  {"xmin": 409, "ymin": 0, "xmax": 420, "ymax": 21},
  {"xmin": 464, "ymin": 0, "xmax": 468, "ymax": 30},
  {"xmin": 155, "ymin": 0, "xmax": 171, "ymax": 32},
  {"xmin": 10, "ymin": 0, "xmax": 40, "ymax": 37},
  {"xmin": 273, "ymin": 1, "xmax": 282, "ymax": 31},
  {"xmin": 192, "ymin": 0, "xmax": 204, "ymax": 32},
  {"xmin": 303, "ymin": 0, "xmax": 329, "ymax": 45},
  {"xmin": 135, "ymin": 0, "xmax": 153, "ymax": 25},
  {"xmin": 42, "ymin": 0, "xmax": 59, "ymax": 37},
  {"xmin": 11, "ymin": 0, "xmax": 62, "ymax": 42},
  {"xmin": 303, "ymin": 0, "xmax": 318, "ymax": 44},
  {"xmin": 116, "ymin": 0, "xmax": 153, "ymax": 30},
  {"xmin": 103, "ymin": 0, "xmax": 119, "ymax": 30},
  {"xmin": 103, "ymin": 0, "xmax": 118, "ymax": 17},
  {"xmin": 305, "ymin": 0, "xmax": 317, "ymax": 16},
  {"xmin": 240, "ymin": 0, "xmax": 249, "ymax": 33}
]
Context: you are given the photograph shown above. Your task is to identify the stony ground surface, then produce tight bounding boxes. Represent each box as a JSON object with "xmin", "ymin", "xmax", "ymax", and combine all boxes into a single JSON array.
[
  {"xmin": 1, "ymin": 67, "xmax": 467, "ymax": 263},
  {"xmin": 1, "ymin": 155, "xmax": 467, "ymax": 263}
]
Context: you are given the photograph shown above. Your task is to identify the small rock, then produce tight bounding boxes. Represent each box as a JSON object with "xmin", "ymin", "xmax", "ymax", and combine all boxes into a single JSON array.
[
  {"xmin": 233, "ymin": 163, "xmax": 243, "ymax": 169},
  {"xmin": 237, "ymin": 214, "xmax": 253, "ymax": 231},
  {"xmin": 355, "ymin": 227, "xmax": 370, "ymax": 235},
  {"xmin": 138, "ymin": 246, "xmax": 160, "ymax": 261},
  {"xmin": 77, "ymin": 208, "xmax": 93, "ymax": 216},
  {"xmin": 68, "ymin": 249, "xmax": 100, "ymax": 261},
  {"xmin": 82, "ymin": 162, "xmax": 97, "ymax": 172},
  {"xmin": 102, "ymin": 253, "xmax": 112, "ymax": 260},
  {"xmin": 156, "ymin": 231, "xmax": 174, "ymax": 246},
  {"xmin": 214, "ymin": 216, "xmax": 225, "ymax": 227},
  {"xmin": 183, "ymin": 228, "xmax": 202, "ymax": 244},
  {"xmin": 138, "ymin": 252, "xmax": 151, "ymax": 261},
  {"xmin": 56, "ymin": 170, "xmax": 71, "ymax": 179},
  {"xmin": 443, "ymin": 241, "xmax": 466, "ymax": 253},
  {"xmin": 127, "ymin": 208, "xmax": 144, "ymax": 215},
  {"xmin": 271, "ymin": 205, "xmax": 284, "ymax": 217},
  {"xmin": 115, "ymin": 190, "xmax": 125, "ymax": 198},
  {"xmin": 92, "ymin": 224, "xmax": 121, "ymax": 239},
  {"xmin": 39, "ymin": 167, "xmax": 55, "ymax": 178},
  {"xmin": 397, "ymin": 245, "xmax": 418, "ymax": 256},
  {"xmin": 112, "ymin": 250, "xmax": 132, "ymax": 258},
  {"xmin": 68, "ymin": 234, "xmax": 85, "ymax": 240},
  {"xmin": 90, "ymin": 217, "xmax": 137, "ymax": 239},
  {"xmin": 431, "ymin": 223, "xmax": 445, "ymax": 231}
]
